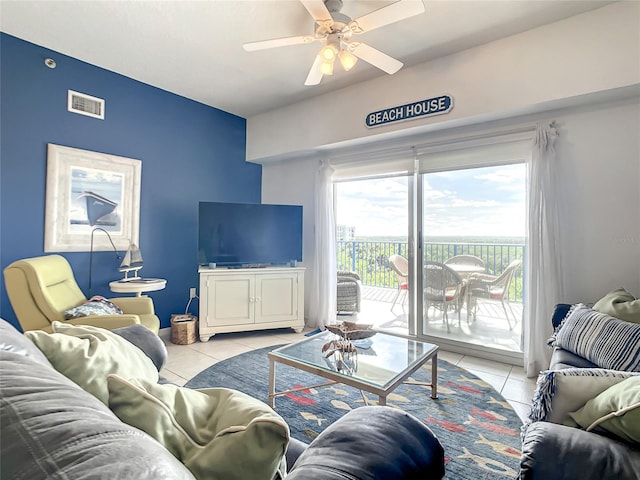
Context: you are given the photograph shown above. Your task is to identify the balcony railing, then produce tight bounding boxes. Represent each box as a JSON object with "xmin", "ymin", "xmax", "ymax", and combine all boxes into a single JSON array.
[{"xmin": 337, "ymin": 240, "xmax": 525, "ymax": 302}]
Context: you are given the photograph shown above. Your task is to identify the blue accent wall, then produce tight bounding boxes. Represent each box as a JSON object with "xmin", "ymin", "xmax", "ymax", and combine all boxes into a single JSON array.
[{"xmin": 0, "ymin": 33, "xmax": 261, "ymax": 330}]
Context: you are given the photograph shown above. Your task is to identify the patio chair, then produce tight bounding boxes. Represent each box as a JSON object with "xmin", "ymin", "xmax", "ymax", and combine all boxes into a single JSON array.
[
  {"xmin": 466, "ymin": 259, "xmax": 522, "ymax": 330},
  {"xmin": 337, "ymin": 271, "xmax": 362, "ymax": 314},
  {"xmin": 423, "ymin": 261, "xmax": 465, "ymax": 333},
  {"xmin": 388, "ymin": 254, "xmax": 409, "ymax": 311}
]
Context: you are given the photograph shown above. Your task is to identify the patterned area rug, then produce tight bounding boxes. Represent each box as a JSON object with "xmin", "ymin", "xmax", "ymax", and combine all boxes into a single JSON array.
[{"xmin": 186, "ymin": 345, "xmax": 523, "ymax": 479}]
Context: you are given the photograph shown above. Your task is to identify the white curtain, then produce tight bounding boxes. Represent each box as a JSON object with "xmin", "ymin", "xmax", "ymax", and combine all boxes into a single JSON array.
[
  {"xmin": 524, "ymin": 123, "xmax": 563, "ymax": 377},
  {"xmin": 307, "ymin": 159, "xmax": 337, "ymax": 330}
]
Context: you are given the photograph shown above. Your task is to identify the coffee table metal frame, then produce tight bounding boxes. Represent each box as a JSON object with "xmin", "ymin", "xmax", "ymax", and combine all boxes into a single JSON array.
[{"xmin": 268, "ymin": 330, "xmax": 438, "ymax": 408}]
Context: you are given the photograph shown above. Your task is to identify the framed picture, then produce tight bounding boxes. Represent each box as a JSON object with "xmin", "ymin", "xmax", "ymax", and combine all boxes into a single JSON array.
[{"xmin": 44, "ymin": 144, "xmax": 141, "ymax": 252}]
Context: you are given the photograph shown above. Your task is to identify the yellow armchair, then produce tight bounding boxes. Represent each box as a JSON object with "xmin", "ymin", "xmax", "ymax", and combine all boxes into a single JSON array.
[{"xmin": 3, "ymin": 254, "xmax": 160, "ymax": 334}]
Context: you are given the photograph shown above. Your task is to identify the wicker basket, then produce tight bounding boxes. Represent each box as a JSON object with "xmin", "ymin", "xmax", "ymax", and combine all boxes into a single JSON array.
[{"xmin": 170, "ymin": 314, "xmax": 197, "ymax": 345}]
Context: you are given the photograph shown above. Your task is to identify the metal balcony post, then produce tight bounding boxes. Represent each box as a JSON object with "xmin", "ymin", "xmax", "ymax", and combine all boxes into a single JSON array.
[{"xmin": 351, "ymin": 241, "xmax": 356, "ymax": 272}]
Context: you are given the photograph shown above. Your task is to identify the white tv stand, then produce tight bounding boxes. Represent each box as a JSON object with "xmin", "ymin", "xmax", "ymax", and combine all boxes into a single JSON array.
[{"xmin": 198, "ymin": 266, "xmax": 305, "ymax": 342}]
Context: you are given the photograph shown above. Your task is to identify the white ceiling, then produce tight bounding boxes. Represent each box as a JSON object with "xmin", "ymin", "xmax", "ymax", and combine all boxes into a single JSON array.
[{"xmin": 1, "ymin": 0, "xmax": 615, "ymax": 118}]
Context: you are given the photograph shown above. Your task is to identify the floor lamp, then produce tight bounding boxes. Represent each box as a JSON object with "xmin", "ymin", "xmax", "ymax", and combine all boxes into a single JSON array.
[{"xmin": 88, "ymin": 227, "xmax": 120, "ymax": 296}]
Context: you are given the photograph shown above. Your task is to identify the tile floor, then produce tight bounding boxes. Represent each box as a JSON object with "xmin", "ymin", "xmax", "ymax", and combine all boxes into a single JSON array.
[{"xmin": 159, "ymin": 326, "xmax": 537, "ymax": 423}]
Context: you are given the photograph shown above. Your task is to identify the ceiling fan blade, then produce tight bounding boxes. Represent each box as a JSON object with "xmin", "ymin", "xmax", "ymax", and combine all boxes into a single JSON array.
[
  {"xmin": 243, "ymin": 35, "xmax": 316, "ymax": 52},
  {"xmin": 350, "ymin": 0, "xmax": 425, "ymax": 34},
  {"xmin": 304, "ymin": 55, "xmax": 324, "ymax": 86},
  {"xmin": 350, "ymin": 42, "xmax": 403, "ymax": 74},
  {"xmin": 300, "ymin": 0, "xmax": 332, "ymax": 23}
]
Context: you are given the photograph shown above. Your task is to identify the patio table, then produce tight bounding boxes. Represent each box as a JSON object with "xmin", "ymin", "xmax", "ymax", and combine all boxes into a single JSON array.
[{"xmin": 446, "ymin": 263, "xmax": 485, "ymax": 277}]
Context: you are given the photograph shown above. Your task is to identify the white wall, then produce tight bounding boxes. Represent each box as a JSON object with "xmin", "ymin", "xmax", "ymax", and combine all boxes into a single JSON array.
[
  {"xmin": 261, "ymin": 159, "xmax": 318, "ymax": 317},
  {"xmin": 554, "ymin": 99, "xmax": 640, "ymax": 302},
  {"xmin": 248, "ymin": 2, "xmax": 640, "ymax": 163}
]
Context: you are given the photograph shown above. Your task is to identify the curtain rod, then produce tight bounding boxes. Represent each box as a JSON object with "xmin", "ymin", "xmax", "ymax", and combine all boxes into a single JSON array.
[
  {"xmin": 410, "ymin": 124, "xmax": 538, "ymax": 153},
  {"xmin": 330, "ymin": 121, "xmax": 555, "ymax": 166}
]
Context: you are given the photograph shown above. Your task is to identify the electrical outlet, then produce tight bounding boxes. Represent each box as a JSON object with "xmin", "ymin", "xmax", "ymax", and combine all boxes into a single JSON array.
[{"xmin": 189, "ymin": 287, "xmax": 197, "ymax": 299}]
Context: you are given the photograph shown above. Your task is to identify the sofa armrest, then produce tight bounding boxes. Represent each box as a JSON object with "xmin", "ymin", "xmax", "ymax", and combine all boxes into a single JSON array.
[
  {"xmin": 64, "ymin": 315, "xmax": 139, "ymax": 330},
  {"xmin": 109, "ymin": 296, "xmax": 155, "ymax": 315},
  {"xmin": 549, "ymin": 348, "xmax": 599, "ymax": 370},
  {"xmin": 0, "ymin": 319, "xmax": 52, "ymax": 366},
  {"xmin": 520, "ymin": 422, "xmax": 640, "ymax": 480},
  {"xmin": 287, "ymin": 406, "xmax": 444, "ymax": 479}
]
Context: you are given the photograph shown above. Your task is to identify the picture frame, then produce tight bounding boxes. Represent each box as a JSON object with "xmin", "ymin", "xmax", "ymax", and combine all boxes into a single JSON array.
[{"xmin": 44, "ymin": 144, "xmax": 141, "ymax": 252}]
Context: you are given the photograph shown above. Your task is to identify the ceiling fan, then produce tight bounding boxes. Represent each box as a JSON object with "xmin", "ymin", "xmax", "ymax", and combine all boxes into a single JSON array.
[{"xmin": 243, "ymin": 0, "xmax": 426, "ymax": 86}]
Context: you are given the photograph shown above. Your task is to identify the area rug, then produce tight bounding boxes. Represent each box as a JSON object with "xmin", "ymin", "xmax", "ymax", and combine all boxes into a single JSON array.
[{"xmin": 186, "ymin": 345, "xmax": 524, "ymax": 479}]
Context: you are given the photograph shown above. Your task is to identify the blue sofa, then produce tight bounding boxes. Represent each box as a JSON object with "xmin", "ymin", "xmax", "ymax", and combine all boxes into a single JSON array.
[
  {"xmin": 0, "ymin": 318, "xmax": 445, "ymax": 480},
  {"xmin": 519, "ymin": 304, "xmax": 640, "ymax": 480}
]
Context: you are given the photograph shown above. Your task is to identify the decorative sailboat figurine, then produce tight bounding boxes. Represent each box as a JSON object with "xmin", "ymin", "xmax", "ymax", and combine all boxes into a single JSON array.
[{"xmin": 119, "ymin": 243, "xmax": 143, "ymax": 281}]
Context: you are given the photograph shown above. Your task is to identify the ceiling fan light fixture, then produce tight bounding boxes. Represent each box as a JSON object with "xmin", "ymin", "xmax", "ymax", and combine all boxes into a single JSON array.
[
  {"xmin": 319, "ymin": 57, "xmax": 335, "ymax": 75},
  {"xmin": 319, "ymin": 44, "xmax": 338, "ymax": 62},
  {"xmin": 338, "ymin": 49, "xmax": 358, "ymax": 71},
  {"xmin": 244, "ymin": 0, "xmax": 427, "ymax": 86}
]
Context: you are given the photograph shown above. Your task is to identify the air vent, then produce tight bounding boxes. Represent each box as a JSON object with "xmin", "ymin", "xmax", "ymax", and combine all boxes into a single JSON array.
[{"xmin": 67, "ymin": 90, "xmax": 105, "ymax": 119}]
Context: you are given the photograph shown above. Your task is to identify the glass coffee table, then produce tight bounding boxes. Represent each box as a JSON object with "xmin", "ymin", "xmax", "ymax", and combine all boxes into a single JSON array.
[{"xmin": 268, "ymin": 330, "xmax": 438, "ymax": 408}]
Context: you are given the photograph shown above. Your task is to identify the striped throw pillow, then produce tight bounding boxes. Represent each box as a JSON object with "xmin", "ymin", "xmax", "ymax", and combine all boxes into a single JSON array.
[{"xmin": 549, "ymin": 304, "xmax": 640, "ymax": 372}]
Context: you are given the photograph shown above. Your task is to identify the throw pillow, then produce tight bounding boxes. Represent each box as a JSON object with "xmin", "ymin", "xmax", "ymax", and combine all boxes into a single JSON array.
[
  {"xmin": 593, "ymin": 288, "xmax": 640, "ymax": 324},
  {"xmin": 548, "ymin": 304, "xmax": 640, "ymax": 371},
  {"xmin": 25, "ymin": 322, "xmax": 158, "ymax": 405},
  {"xmin": 107, "ymin": 375, "xmax": 289, "ymax": 480},
  {"xmin": 527, "ymin": 368, "xmax": 639, "ymax": 426},
  {"xmin": 64, "ymin": 295, "xmax": 123, "ymax": 319},
  {"xmin": 568, "ymin": 376, "xmax": 640, "ymax": 444}
]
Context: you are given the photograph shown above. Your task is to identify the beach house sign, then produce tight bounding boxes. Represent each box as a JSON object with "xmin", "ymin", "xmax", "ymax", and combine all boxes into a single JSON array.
[{"xmin": 365, "ymin": 95, "xmax": 453, "ymax": 128}]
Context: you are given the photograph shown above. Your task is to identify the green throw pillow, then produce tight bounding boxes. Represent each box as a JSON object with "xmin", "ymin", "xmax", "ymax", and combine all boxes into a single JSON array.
[
  {"xmin": 107, "ymin": 375, "xmax": 289, "ymax": 480},
  {"xmin": 25, "ymin": 321, "xmax": 158, "ymax": 405},
  {"xmin": 593, "ymin": 288, "xmax": 640, "ymax": 324},
  {"xmin": 568, "ymin": 376, "xmax": 640, "ymax": 444}
]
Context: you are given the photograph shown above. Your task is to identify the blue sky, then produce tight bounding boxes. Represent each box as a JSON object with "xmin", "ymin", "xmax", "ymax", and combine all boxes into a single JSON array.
[{"xmin": 336, "ymin": 163, "xmax": 526, "ymax": 238}]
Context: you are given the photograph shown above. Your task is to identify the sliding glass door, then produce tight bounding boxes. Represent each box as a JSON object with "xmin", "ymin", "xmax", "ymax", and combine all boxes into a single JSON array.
[
  {"xmin": 334, "ymin": 165, "xmax": 526, "ymax": 356},
  {"xmin": 333, "ymin": 130, "xmax": 532, "ymax": 361},
  {"xmin": 335, "ymin": 176, "xmax": 410, "ymax": 332},
  {"xmin": 418, "ymin": 164, "xmax": 526, "ymax": 353}
]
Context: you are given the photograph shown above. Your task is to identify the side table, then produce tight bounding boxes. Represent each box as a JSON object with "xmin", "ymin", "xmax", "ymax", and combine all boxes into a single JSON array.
[{"xmin": 109, "ymin": 278, "xmax": 167, "ymax": 297}]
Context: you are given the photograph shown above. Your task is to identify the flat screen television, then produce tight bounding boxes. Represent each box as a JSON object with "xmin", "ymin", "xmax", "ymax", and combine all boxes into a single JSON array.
[{"xmin": 198, "ymin": 201, "xmax": 303, "ymax": 267}]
